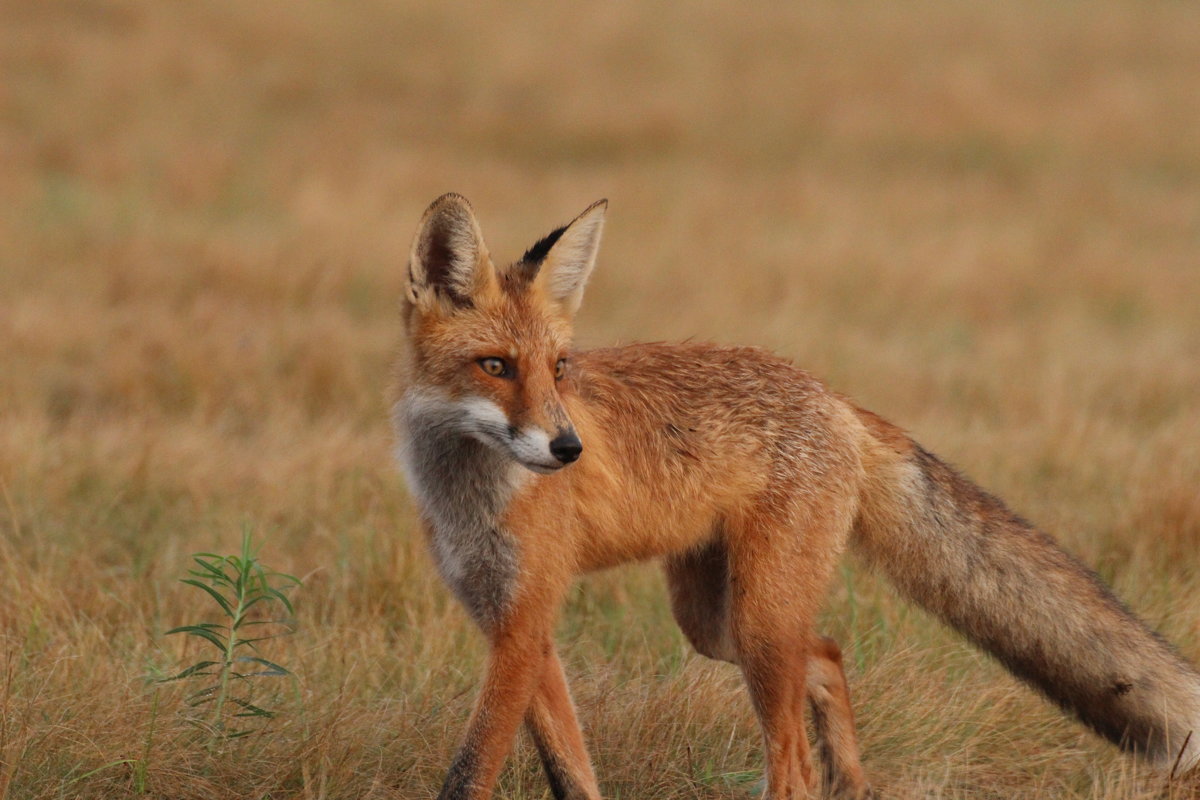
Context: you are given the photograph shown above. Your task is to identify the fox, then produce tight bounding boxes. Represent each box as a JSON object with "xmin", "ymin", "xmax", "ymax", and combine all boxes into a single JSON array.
[{"xmin": 392, "ymin": 193, "xmax": 1200, "ymax": 800}]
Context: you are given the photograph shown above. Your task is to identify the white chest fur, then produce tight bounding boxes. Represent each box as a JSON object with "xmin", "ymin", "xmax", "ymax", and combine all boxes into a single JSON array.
[{"xmin": 392, "ymin": 389, "xmax": 526, "ymax": 625}]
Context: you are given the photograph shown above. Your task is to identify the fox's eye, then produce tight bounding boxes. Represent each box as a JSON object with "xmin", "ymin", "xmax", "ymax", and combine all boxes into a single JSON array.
[
  {"xmin": 478, "ymin": 357, "xmax": 511, "ymax": 378},
  {"xmin": 554, "ymin": 359, "xmax": 567, "ymax": 381}
]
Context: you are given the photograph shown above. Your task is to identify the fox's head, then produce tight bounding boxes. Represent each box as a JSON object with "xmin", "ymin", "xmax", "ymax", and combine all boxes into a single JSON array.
[{"xmin": 400, "ymin": 194, "xmax": 605, "ymax": 474}]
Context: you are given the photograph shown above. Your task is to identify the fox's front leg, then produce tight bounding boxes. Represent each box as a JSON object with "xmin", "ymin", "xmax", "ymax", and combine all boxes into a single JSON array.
[
  {"xmin": 440, "ymin": 583, "xmax": 566, "ymax": 800},
  {"xmin": 524, "ymin": 648, "xmax": 602, "ymax": 800}
]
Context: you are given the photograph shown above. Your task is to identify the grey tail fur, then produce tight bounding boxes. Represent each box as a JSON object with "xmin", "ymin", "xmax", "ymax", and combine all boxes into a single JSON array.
[{"xmin": 852, "ymin": 442, "xmax": 1200, "ymax": 771}]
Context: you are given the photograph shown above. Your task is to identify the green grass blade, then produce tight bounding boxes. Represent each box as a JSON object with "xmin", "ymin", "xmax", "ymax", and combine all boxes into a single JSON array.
[
  {"xmin": 190, "ymin": 555, "xmax": 233, "ymax": 583},
  {"xmin": 230, "ymin": 698, "xmax": 275, "ymax": 718},
  {"xmin": 236, "ymin": 656, "xmax": 291, "ymax": 676},
  {"xmin": 266, "ymin": 587, "xmax": 295, "ymax": 614},
  {"xmin": 180, "ymin": 579, "xmax": 236, "ymax": 618},
  {"xmin": 165, "ymin": 625, "xmax": 227, "ymax": 650},
  {"xmin": 160, "ymin": 661, "xmax": 220, "ymax": 682}
]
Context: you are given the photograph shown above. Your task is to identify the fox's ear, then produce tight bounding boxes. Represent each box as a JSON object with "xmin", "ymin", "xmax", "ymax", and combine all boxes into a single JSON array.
[
  {"xmin": 530, "ymin": 199, "xmax": 606, "ymax": 317},
  {"xmin": 406, "ymin": 193, "xmax": 496, "ymax": 311}
]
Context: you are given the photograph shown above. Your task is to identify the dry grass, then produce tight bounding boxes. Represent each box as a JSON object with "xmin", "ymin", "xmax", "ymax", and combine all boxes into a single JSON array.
[{"xmin": 2, "ymin": 1, "xmax": 1199, "ymax": 797}]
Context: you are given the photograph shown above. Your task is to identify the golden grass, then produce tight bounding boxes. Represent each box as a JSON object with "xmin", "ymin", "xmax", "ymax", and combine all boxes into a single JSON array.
[{"xmin": 1, "ymin": 1, "xmax": 1198, "ymax": 797}]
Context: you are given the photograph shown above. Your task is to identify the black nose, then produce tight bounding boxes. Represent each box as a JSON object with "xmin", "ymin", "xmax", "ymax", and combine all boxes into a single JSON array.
[{"xmin": 549, "ymin": 431, "xmax": 583, "ymax": 464}]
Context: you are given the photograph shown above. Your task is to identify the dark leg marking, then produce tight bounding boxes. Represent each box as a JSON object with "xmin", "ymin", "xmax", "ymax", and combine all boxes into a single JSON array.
[
  {"xmin": 438, "ymin": 747, "xmax": 479, "ymax": 800},
  {"xmin": 529, "ymin": 725, "xmax": 584, "ymax": 800}
]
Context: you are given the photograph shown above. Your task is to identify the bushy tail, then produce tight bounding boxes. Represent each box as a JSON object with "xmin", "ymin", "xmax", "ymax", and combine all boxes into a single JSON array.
[{"xmin": 852, "ymin": 435, "xmax": 1200, "ymax": 772}]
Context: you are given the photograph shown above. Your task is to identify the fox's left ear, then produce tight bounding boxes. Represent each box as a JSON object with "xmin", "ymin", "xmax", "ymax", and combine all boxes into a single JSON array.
[
  {"xmin": 530, "ymin": 199, "xmax": 606, "ymax": 317},
  {"xmin": 406, "ymin": 193, "xmax": 496, "ymax": 313}
]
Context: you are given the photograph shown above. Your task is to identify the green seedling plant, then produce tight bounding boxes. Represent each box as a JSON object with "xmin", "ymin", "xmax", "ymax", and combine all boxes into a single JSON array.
[{"xmin": 163, "ymin": 530, "xmax": 299, "ymax": 746}]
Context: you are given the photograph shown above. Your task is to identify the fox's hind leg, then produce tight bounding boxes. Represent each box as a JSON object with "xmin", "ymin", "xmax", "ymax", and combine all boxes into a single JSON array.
[
  {"xmin": 726, "ymin": 531, "xmax": 817, "ymax": 796},
  {"xmin": 665, "ymin": 529, "xmax": 872, "ymax": 799},
  {"xmin": 667, "ymin": 530, "xmax": 818, "ymax": 797},
  {"xmin": 806, "ymin": 636, "xmax": 872, "ymax": 799},
  {"xmin": 725, "ymin": 494, "xmax": 872, "ymax": 800},
  {"xmin": 668, "ymin": 540, "xmax": 816, "ymax": 796}
]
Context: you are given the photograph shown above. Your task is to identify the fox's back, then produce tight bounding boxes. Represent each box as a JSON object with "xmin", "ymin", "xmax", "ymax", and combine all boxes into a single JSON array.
[
  {"xmin": 573, "ymin": 341, "xmax": 849, "ymax": 464},
  {"xmin": 532, "ymin": 342, "xmax": 867, "ymax": 570}
]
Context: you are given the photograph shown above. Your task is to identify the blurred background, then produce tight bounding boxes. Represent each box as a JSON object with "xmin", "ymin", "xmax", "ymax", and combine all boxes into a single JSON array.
[{"xmin": 1, "ymin": 1, "xmax": 1198, "ymax": 797}]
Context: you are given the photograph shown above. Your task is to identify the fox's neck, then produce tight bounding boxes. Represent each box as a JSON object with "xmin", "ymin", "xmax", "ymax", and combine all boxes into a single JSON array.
[
  {"xmin": 392, "ymin": 387, "xmax": 525, "ymax": 623},
  {"xmin": 393, "ymin": 387, "xmax": 528, "ymax": 529}
]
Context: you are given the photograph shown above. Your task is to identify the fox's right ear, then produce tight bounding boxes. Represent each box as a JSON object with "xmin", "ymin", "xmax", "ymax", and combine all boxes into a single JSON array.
[
  {"xmin": 529, "ymin": 199, "xmax": 606, "ymax": 318},
  {"xmin": 406, "ymin": 193, "xmax": 496, "ymax": 312}
]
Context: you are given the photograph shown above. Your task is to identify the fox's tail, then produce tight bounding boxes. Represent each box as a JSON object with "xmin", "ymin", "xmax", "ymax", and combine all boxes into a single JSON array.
[{"xmin": 851, "ymin": 430, "xmax": 1200, "ymax": 772}]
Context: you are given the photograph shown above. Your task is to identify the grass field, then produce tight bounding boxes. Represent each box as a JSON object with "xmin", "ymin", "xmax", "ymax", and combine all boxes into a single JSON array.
[{"xmin": 2, "ymin": 1, "xmax": 1199, "ymax": 797}]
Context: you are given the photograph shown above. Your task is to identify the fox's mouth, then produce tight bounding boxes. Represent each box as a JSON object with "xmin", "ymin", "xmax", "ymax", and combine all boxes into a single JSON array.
[
  {"xmin": 470, "ymin": 430, "xmax": 567, "ymax": 474},
  {"xmin": 498, "ymin": 426, "xmax": 579, "ymax": 474},
  {"xmin": 519, "ymin": 459, "xmax": 567, "ymax": 475}
]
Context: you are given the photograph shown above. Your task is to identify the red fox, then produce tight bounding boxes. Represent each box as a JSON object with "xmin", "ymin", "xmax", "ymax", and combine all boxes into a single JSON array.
[{"xmin": 392, "ymin": 194, "xmax": 1200, "ymax": 799}]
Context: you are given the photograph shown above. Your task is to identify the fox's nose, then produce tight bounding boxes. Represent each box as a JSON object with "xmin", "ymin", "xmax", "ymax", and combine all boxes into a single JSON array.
[{"xmin": 549, "ymin": 431, "xmax": 583, "ymax": 464}]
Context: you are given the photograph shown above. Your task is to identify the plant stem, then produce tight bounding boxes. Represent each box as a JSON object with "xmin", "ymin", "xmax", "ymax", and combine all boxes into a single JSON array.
[{"xmin": 209, "ymin": 556, "xmax": 249, "ymax": 745}]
